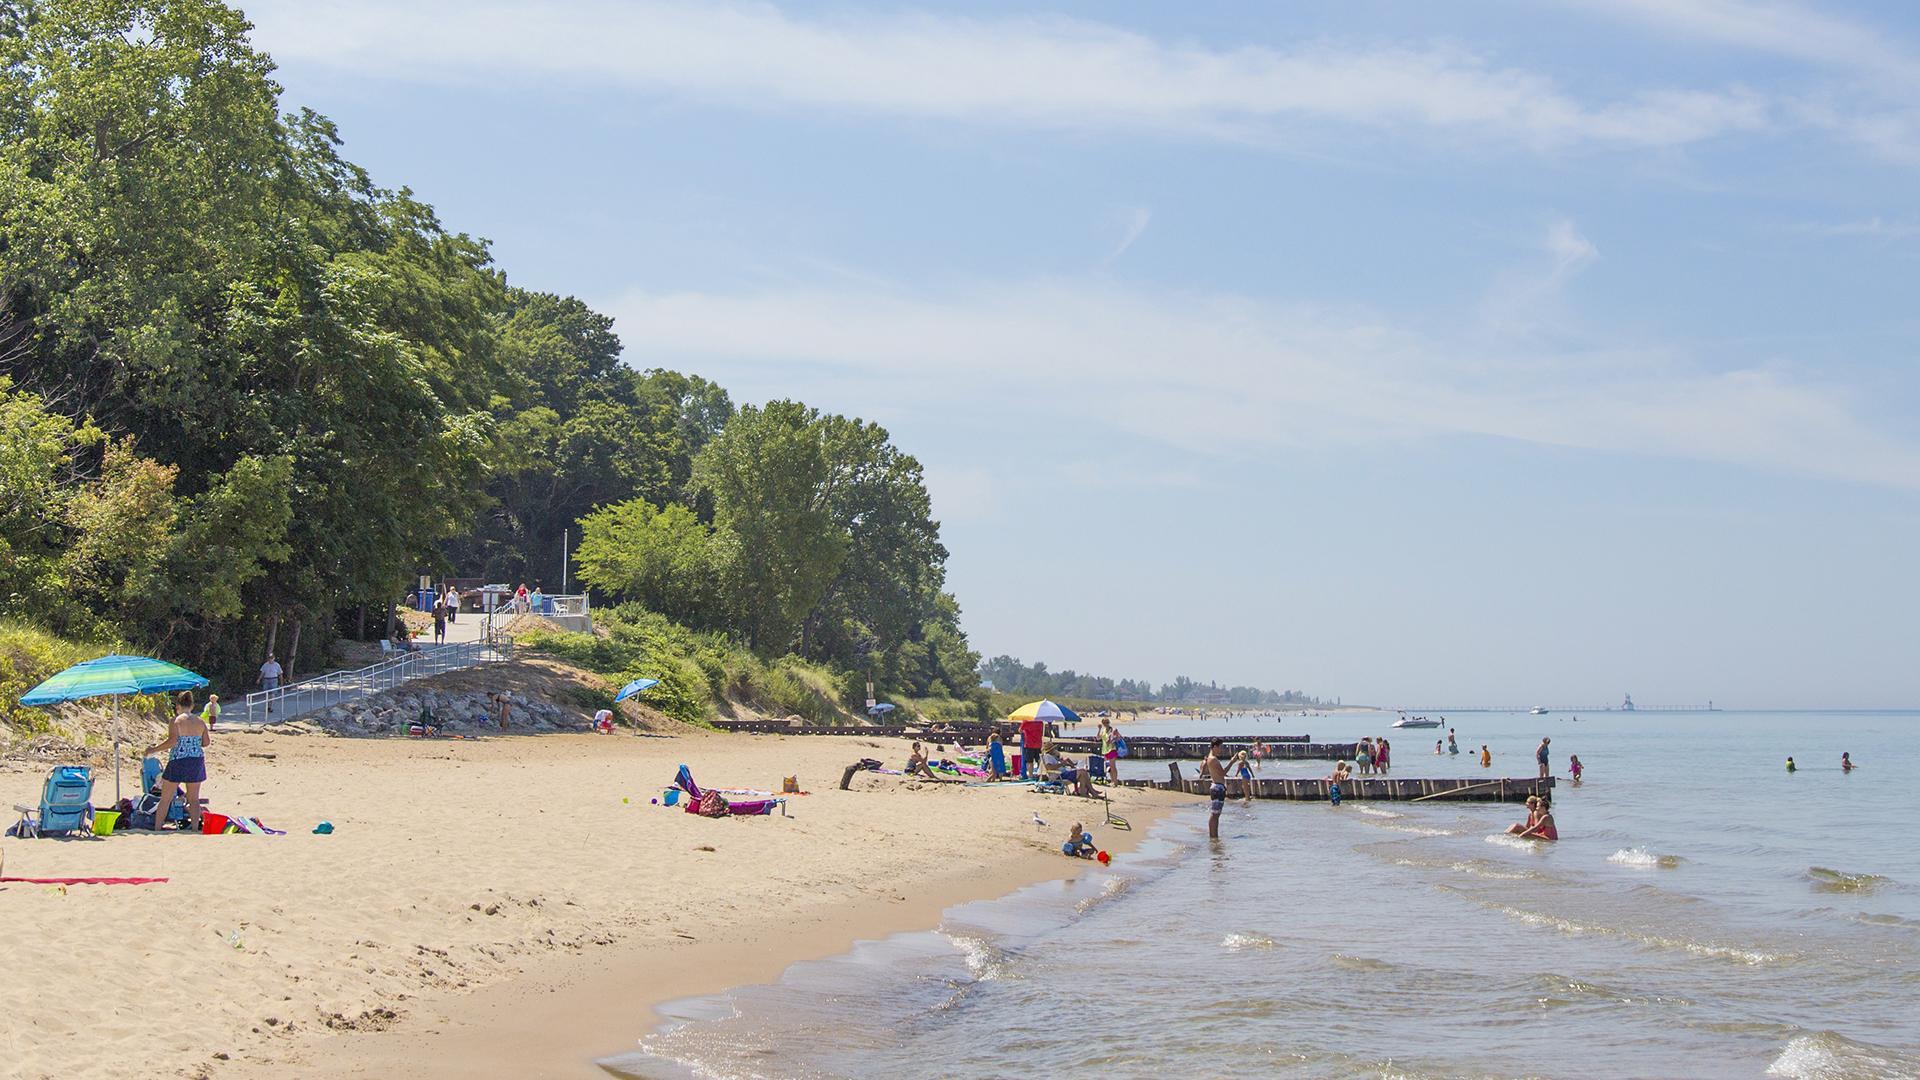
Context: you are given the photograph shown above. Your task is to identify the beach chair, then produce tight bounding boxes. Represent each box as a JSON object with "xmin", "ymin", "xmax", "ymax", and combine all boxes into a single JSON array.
[
  {"xmin": 1087, "ymin": 754, "xmax": 1109, "ymax": 782},
  {"xmin": 138, "ymin": 757, "xmax": 190, "ymax": 824},
  {"xmin": 10, "ymin": 766, "xmax": 94, "ymax": 837}
]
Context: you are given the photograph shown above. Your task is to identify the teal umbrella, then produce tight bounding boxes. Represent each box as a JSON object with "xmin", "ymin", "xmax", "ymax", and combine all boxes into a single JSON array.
[
  {"xmin": 20, "ymin": 654, "xmax": 209, "ymax": 803},
  {"xmin": 614, "ymin": 678, "xmax": 659, "ymax": 703}
]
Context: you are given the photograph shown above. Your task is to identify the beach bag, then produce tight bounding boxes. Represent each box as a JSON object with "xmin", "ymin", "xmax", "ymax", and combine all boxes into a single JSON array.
[
  {"xmin": 698, "ymin": 790, "xmax": 727, "ymax": 818},
  {"xmin": 1116, "ymin": 737, "xmax": 1130, "ymax": 759},
  {"xmin": 782, "ymin": 776, "xmax": 799, "ymax": 794}
]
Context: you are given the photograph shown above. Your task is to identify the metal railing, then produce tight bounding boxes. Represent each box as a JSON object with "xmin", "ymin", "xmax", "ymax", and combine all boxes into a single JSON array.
[{"xmin": 238, "ymin": 638, "xmax": 513, "ymax": 725}]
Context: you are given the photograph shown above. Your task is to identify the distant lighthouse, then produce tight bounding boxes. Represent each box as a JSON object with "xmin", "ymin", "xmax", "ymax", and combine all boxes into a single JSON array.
[{"xmin": 1622, "ymin": 693, "xmax": 1636, "ymax": 712}]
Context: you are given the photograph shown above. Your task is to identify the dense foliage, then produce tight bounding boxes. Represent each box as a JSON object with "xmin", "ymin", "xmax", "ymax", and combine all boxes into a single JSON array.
[
  {"xmin": 980, "ymin": 655, "xmax": 1326, "ymax": 707},
  {"xmin": 0, "ymin": 0, "xmax": 983, "ymax": 718}
]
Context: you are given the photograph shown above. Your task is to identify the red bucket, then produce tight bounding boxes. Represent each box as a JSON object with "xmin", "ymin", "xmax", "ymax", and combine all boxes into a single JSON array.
[{"xmin": 200, "ymin": 812, "xmax": 232, "ymax": 835}]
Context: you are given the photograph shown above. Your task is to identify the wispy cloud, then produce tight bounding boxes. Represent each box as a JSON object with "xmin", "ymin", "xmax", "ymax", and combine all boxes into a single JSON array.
[
  {"xmin": 605, "ymin": 277, "xmax": 1920, "ymax": 492},
  {"xmin": 1802, "ymin": 216, "xmax": 1920, "ymax": 239},
  {"xmin": 1101, "ymin": 206, "xmax": 1153, "ymax": 267},
  {"xmin": 246, "ymin": 1, "xmax": 1771, "ymax": 150}
]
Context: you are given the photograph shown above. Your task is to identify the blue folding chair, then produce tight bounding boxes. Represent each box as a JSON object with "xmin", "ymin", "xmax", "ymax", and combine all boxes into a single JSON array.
[{"xmin": 9, "ymin": 765, "xmax": 94, "ymax": 837}]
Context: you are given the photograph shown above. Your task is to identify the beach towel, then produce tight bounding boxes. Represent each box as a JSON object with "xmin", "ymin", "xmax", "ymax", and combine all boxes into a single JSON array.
[
  {"xmin": 675, "ymin": 765, "xmax": 785, "ymax": 816},
  {"xmin": 2, "ymin": 876, "xmax": 168, "ymax": 885}
]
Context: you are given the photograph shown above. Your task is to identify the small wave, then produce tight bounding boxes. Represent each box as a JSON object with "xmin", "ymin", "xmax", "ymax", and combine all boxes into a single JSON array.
[
  {"xmin": 1854, "ymin": 912, "xmax": 1920, "ymax": 930},
  {"xmin": 1609, "ymin": 847, "xmax": 1683, "ymax": 869},
  {"xmin": 1768, "ymin": 1031, "xmax": 1920, "ymax": 1079},
  {"xmin": 1492, "ymin": 905, "xmax": 1782, "ymax": 965},
  {"xmin": 1356, "ymin": 806, "xmax": 1403, "ymax": 819},
  {"xmin": 1330, "ymin": 953, "xmax": 1392, "ymax": 971},
  {"xmin": 1807, "ymin": 867, "xmax": 1891, "ymax": 894},
  {"xmin": 1375, "ymin": 823, "xmax": 1455, "ymax": 837},
  {"xmin": 1074, "ymin": 875, "xmax": 1133, "ymax": 914},
  {"xmin": 1484, "ymin": 833, "xmax": 1548, "ymax": 851},
  {"xmin": 947, "ymin": 933, "xmax": 1017, "ymax": 981},
  {"xmin": 1221, "ymin": 932, "xmax": 1276, "ymax": 950}
]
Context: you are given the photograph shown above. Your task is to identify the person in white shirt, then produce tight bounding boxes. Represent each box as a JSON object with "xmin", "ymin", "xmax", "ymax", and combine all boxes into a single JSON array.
[
  {"xmin": 444, "ymin": 587, "xmax": 459, "ymax": 624},
  {"xmin": 260, "ymin": 655, "xmax": 283, "ymax": 713}
]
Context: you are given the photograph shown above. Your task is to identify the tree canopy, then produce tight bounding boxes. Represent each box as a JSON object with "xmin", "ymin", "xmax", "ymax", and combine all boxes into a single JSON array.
[{"xmin": 1, "ymin": 0, "xmax": 983, "ymax": 714}]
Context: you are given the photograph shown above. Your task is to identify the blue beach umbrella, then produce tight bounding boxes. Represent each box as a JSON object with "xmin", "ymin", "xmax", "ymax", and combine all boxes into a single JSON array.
[
  {"xmin": 867, "ymin": 702, "xmax": 896, "ymax": 717},
  {"xmin": 614, "ymin": 678, "xmax": 660, "ymax": 703},
  {"xmin": 20, "ymin": 654, "xmax": 210, "ymax": 802}
]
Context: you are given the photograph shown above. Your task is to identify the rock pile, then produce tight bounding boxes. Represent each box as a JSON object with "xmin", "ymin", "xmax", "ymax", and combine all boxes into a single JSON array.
[{"xmin": 305, "ymin": 687, "xmax": 581, "ymax": 737}]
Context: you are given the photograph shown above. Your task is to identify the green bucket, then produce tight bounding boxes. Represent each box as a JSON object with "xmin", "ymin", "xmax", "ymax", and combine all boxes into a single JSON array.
[{"xmin": 91, "ymin": 809, "xmax": 121, "ymax": 836}]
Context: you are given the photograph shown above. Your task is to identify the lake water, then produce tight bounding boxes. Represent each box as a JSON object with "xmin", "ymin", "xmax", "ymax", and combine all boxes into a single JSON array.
[{"xmin": 606, "ymin": 710, "xmax": 1920, "ymax": 1079}]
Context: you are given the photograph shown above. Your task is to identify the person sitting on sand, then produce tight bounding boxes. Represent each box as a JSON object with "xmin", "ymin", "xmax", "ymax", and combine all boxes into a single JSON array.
[
  {"xmin": 1062, "ymin": 822, "xmax": 1096, "ymax": 858},
  {"xmin": 906, "ymin": 741, "xmax": 941, "ymax": 780},
  {"xmin": 142, "ymin": 691, "xmax": 209, "ymax": 832}
]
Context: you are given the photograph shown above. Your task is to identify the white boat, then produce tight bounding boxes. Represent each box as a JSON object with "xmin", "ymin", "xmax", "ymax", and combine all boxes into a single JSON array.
[
  {"xmin": 1393, "ymin": 715, "xmax": 1441, "ymax": 728},
  {"xmin": 1529, "ymin": 706, "xmax": 1549, "ymax": 715}
]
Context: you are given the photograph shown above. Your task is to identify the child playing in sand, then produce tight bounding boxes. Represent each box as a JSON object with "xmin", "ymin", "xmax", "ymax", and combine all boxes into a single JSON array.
[{"xmin": 1062, "ymin": 822, "xmax": 1096, "ymax": 858}]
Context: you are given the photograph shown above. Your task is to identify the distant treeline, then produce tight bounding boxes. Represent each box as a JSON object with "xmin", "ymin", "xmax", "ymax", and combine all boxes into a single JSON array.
[{"xmin": 979, "ymin": 656, "xmax": 1328, "ymax": 707}]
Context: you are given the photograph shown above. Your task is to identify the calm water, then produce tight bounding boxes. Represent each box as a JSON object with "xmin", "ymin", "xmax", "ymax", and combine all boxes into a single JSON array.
[{"xmin": 608, "ymin": 711, "xmax": 1920, "ymax": 1079}]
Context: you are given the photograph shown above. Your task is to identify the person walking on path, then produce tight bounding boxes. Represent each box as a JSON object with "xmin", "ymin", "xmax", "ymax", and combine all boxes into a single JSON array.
[
  {"xmin": 1198, "ymin": 738, "xmax": 1230, "ymax": 840},
  {"xmin": 444, "ymin": 586, "xmax": 459, "ymax": 624},
  {"xmin": 259, "ymin": 654, "xmax": 282, "ymax": 713},
  {"xmin": 142, "ymin": 691, "xmax": 210, "ymax": 832},
  {"xmin": 1536, "ymin": 737, "xmax": 1551, "ymax": 780},
  {"xmin": 432, "ymin": 600, "xmax": 447, "ymax": 644}
]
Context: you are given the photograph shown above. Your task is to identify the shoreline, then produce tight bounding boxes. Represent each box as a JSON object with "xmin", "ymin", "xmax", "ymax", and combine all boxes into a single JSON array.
[{"xmin": 257, "ymin": 797, "xmax": 1175, "ymax": 1078}]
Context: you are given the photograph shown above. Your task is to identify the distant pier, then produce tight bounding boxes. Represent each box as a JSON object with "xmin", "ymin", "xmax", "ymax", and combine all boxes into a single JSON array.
[{"xmin": 1145, "ymin": 764, "xmax": 1553, "ymax": 803}]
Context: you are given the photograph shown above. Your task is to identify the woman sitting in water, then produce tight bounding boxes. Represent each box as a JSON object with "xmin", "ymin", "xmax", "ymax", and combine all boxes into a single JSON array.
[{"xmin": 1505, "ymin": 796, "xmax": 1558, "ymax": 841}]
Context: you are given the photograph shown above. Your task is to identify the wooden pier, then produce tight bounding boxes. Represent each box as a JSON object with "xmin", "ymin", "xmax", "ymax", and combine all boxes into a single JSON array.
[{"xmin": 1145, "ymin": 763, "xmax": 1553, "ymax": 803}]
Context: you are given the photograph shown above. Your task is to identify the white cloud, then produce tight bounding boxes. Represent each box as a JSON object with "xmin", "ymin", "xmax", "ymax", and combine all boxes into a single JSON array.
[
  {"xmin": 1544, "ymin": 218, "xmax": 1600, "ymax": 281},
  {"xmin": 604, "ymin": 278, "xmax": 1920, "ymax": 491},
  {"xmin": 1565, "ymin": 0, "xmax": 1920, "ymax": 83},
  {"xmin": 245, "ymin": 0, "xmax": 1770, "ymax": 149}
]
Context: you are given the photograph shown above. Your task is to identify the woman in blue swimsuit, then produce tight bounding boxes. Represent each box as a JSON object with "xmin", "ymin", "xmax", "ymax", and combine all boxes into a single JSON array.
[{"xmin": 143, "ymin": 691, "xmax": 210, "ymax": 831}]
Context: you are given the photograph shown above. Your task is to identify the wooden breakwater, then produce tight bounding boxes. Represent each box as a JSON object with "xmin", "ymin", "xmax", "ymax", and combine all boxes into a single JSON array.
[
  {"xmin": 708, "ymin": 719, "xmax": 1326, "ymax": 755},
  {"xmin": 1146, "ymin": 763, "xmax": 1553, "ymax": 803}
]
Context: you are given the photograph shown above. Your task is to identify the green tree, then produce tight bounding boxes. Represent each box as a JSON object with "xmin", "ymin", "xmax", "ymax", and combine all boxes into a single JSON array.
[{"xmin": 573, "ymin": 499, "xmax": 718, "ymax": 626}]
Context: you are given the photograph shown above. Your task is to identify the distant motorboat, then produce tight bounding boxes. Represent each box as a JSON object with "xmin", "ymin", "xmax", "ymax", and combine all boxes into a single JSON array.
[
  {"xmin": 1393, "ymin": 715, "xmax": 1440, "ymax": 728},
  {"xmin": 1529, "ymin": 706, "xmax": 1549, "ymax": 715}
]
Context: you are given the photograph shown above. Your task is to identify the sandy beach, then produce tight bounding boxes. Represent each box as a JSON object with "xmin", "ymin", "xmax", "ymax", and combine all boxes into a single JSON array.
[{"xmin": 0, "ymin": 727, "xmax": 1181, "ymax": 1080}]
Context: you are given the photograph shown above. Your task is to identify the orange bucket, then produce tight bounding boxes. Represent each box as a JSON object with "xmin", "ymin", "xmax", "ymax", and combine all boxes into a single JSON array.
[{"xmin": 200, "ymin": 812, "xmax": 231, "ymax": 835}]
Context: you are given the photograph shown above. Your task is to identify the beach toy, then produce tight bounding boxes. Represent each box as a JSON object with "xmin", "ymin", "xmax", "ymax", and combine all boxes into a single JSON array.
[
  {"xmin": 313, "ymin": 821, "xmax": 334, "ymax": 834},
  {"xmin": 650, "ymin": 798, "xmax": 658, "ymax": 805},
  {"xmin": 623, "ymin": 797, "xmax": 630, "ymax": 804},
  {"xmin": 200, "ymin": 812, "xmax": 232, "ymax": 835},
  {"xmin": 1097, "ymin": 851, "xmax": 1110, "ymax": 865},
  {"xmin": 91, "ymin": 809, "xmax": 120, "ymax": 836},
  {"xmin": 662, "ymin": 789, "xmax": 680, "ymax": 807}
]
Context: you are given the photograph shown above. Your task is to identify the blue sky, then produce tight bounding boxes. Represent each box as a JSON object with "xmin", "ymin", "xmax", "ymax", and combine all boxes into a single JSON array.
[{"xmin": 244, "ymin": 0, "xmax": 1920, "ymax": 707}]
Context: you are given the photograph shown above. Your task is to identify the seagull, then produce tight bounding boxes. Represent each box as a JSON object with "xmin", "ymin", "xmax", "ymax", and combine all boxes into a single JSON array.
[{"xmin": 1032, "ymin": 813, "xmax": 1048, "ymax": 828}]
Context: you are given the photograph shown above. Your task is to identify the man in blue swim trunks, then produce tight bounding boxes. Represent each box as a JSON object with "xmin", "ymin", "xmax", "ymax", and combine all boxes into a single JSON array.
[{"xmin": 1198, "ymin": 738, "xmax": 1229, "ymax": 840}]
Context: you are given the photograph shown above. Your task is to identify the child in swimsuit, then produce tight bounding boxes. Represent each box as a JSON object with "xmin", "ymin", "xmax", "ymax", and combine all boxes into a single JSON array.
[
  {"xmin": 1569, "ymin": 755, "xmax": 1583, "ymax": 784},
  {"xmin": 1327, "ymin": 761, "xmax": 1350, "ymax": 806},
  {"xmin": 1232, "ymin": 751, "xmax": 1255, "ymax": 805}
]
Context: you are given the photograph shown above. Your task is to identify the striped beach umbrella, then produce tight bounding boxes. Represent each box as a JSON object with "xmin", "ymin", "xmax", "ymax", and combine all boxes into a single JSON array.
[
  {"xmin": 20, "ymin": 654, "xmax": 210, "ymax": 803},
  {"xmin": 1008, "ymin": 699, "xmax": 1081, "ymax": 725}
]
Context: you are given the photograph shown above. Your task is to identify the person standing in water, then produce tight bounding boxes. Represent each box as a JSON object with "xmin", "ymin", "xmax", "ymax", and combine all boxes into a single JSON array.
[
  {"xmin": 1448, "ymin": 729, "xmax": 1459, "ymax": 755},
  {"xmin": 1569, "ymin": 754, "xmax": 1584, "ymax": 785},
  {"xmin": 1535, "ymin": 736, "xmax": 1551, "ymax": 780},
  {"xmin": 1480, "ymin": 745, "xmax": 1492, "ymax": 768},
  {"xmin": 1327, "ymin": 760, "xmax": 1350, "ymax": 806},
  {"xmin": 1786, "ymin": 757, "xmax": 1797, "ymax": 772},
  {"xmin": 1199, "ymin": 739, "xmax": 1229, "ymax": 839},
  {"xmin": 1841, "ymin": 752, "xmax": 1855, "ymax": 772}
]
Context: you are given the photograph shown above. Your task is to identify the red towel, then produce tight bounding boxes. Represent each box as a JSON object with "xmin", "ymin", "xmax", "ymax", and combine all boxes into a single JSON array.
[{"xmin": 1, "ymin": 876, "xmax": 168, "ymax": 885}]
